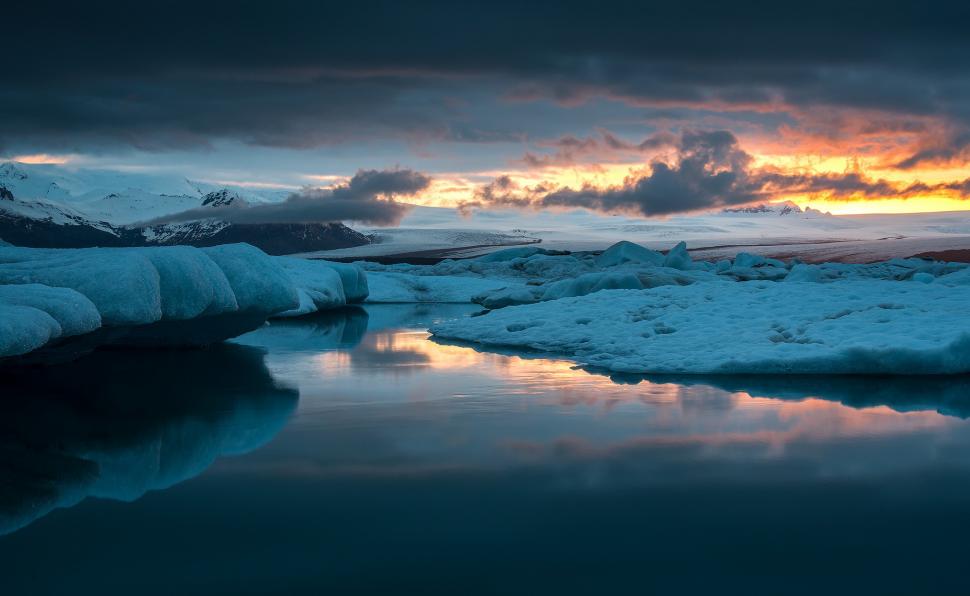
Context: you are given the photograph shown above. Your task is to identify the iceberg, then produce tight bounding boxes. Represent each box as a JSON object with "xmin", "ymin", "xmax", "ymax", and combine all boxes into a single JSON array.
[
  {"xmin": 315, "ymin": 259, "xmax": 369, "ymax": 303},
  {"xmin": 594, "ymin": 240, "xmax": 665, "ymax": 268},
  {"xmin": 431, "ymin": 280, "xmax": 970, "ymax": 375},
  {"xmin": 0, "ymin": 244, "xmax": 365, "ymax": 359},
  {"xmin": 0, "ymin": 284, "xmax": 101, "ymax": 358},
  {"xmin": 275, "ymin": 256, "xmax": 347, "ymax": 317}
]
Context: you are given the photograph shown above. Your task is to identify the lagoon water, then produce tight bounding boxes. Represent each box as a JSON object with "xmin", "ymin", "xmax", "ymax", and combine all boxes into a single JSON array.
[{"xmin": 3, "ymin": 304, "xmax": 970, "ymax": 594}]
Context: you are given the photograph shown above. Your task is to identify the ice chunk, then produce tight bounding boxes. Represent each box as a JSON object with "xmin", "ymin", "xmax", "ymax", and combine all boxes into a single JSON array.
[
  {"xmin": 0, "ymin": 246, "xmax": 163, "ymax": 325},
  {"xmin": 137, "ymin": 246, "xmax": 238, "ymax": 320},
  {"xmin": 275, "ymin": 257, "xmax": 347, "ymax": 317},
  {"xmin": 595, "ymin": 241, "xmax": 664, "ymax": 268},
  {"xmin": 0, "ymin": 284, "xmax": 101, "ymax": 358},
  {"xmin": 540, "ymin": 271, "xmax": 643, "ymax": 301},
  {"xmin": 474, "ymin": 246, "xmax": 566, "ymax": 263},
  {"xmin": 732, "ymin": 252, "xmax": 766, "ymax": 268},
  {"xmin": 432, "ymin": 280, "xmax": 970, "ymax": 374},
  {"xmin": 202, "ymin": 244, "xmax": 299, "ymax": 316},
  {"xmin": 0, "ymin": 243, "xmax": 310, "ymax": 359},
  {"xmin": 316, "ymin": 260, "xmax": 369, "ymax": 303},
  {"xmin": 785, "ymin": 264, "xmax": 823, "ymax": 282},
  {"xmin": 367, "ymin": 271, "xmax": 522, "ymax": 303},
  {"xmin": 0, "ymin": 284, "xmax": 101, "ymax": 339},
  {"xmin": 473, "ymin": 286, "xmax": 543, "ymax": 309},
  {"xmin": 663, "ymin": 241, "xmax": 693, "ymax": 270},
  {"xmin": 937, "ymin": 268, "xmax": 970, "ymax": 286}
]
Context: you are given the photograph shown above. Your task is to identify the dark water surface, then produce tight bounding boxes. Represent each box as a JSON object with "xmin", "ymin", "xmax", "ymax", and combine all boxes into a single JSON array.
[{"xmin": 3, "ymin": 304, "xmax": 970, "ymax": 594}]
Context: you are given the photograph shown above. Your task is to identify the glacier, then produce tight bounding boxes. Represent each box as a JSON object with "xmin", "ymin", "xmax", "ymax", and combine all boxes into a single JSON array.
[{"xmin": 0, "ymin": 244, "xmax": 367, "ymax": 360}]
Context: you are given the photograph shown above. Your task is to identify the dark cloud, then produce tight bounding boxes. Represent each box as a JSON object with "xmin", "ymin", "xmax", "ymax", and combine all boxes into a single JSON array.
[
  {"xmin": 464, "ymin": 131, "xmax": 970, "ymax": 216},
  {"xmin": 4, "ymin": 0, "xmax": 970, "ymax": 161},
  {"xmin": 520, "ymin": 131, "xmax": 677, "ymax": 168},
  {"xmin": 894, "ymin": 130, "xmax": 970, "ymax": 169},
  {"xmin": 537, "ymin": 131, "xmax": 758, "ymax": 215},
  {"xmin": 146, "ymin": 169, "xmax": 430, "ymax": 226}
]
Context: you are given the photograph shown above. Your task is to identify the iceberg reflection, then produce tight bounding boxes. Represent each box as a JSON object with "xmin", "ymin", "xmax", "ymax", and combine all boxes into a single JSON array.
[
  {"xmin": 232, "ymin": 305, "xmax": 369, "ymax": 352},
  {"xmin": 607, "ymin": 373, "xmax": 970, "ymax": 418},
  {"xmin": 433, "ymin": 337, "xmax": 970, "ymax": 418},
  {"xmin": 0, "ymin": 343, "xmax": 298, "ymax": 535}
]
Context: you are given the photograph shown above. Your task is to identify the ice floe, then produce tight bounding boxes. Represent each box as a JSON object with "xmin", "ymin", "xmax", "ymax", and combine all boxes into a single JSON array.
[
  {"xmin": 431, "ymin": 279, "xmax": 970, "ymax": 375},
  {"xmin": 358, "ymin": 240, "xmax": 969, "ymax": 308}
]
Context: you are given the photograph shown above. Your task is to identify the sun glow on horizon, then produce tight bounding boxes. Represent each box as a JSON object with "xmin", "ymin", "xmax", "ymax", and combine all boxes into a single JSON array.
[
  {"xmin": 399, "ymin": 155, "xmax": 970, "ymax": 215},
  {"xmin": 7, "ymin": 153, "xmax": 76, "ymax": 165}
]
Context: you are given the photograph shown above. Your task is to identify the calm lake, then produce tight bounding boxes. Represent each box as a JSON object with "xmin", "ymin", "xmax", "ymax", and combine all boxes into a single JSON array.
[{"xmin": 3, "ymin": 303, "xmax": 970, "ymax": 594}]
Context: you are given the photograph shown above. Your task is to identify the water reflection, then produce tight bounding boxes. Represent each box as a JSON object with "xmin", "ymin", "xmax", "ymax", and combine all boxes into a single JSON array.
[
  {"xmin": 6, "ymin": 305, "xmax": 970, "ymax": 594},
  {"xmin": 612, "ymin": 373, "xmax": 970, "ymax": 418},
  {"xmin": 0, "ymin": 344, "xmax": 297, "ymax": 535},
  {"xmin": 231, "ymin": 306, "xmax": 369, "ymax": 355},
  {"xmin": 433, "ymin": 334, "xmax": 970, "ymax": 418},
  {"xmin": 232, "ymin": 305, "xmax": 970, "ymax": 480}
]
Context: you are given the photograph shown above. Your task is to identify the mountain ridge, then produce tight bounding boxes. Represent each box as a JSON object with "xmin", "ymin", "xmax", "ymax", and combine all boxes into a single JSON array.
[{"xmin": 0, "ymin": 162, "xmax": 370, "ymax": 255}]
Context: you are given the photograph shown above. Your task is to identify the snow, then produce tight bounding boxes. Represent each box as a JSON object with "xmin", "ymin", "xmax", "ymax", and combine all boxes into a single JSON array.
[
  {"xmin": 431, "ymin": 280, "xmax": 970, "ymax": 375},
  {"xmin": 0, "ymin": 161, "xmax": 294, "ymax": 229}
]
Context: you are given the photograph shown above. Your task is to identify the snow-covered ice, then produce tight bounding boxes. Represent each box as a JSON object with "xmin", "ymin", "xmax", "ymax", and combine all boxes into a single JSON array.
[
  {"xmin": 354, "ymin": 239, "xmax": 969, "ymax": 309},
  {"xmin": 5, "ymin": 234, "xmax": 970, "ymax": 371},
  {"xmin": 431, "ymin": 280, "xmax": 970, "ymax": 375},
  {"xmin": 366, "ymin": 271, "xmax": 520, "ymax": 303}
]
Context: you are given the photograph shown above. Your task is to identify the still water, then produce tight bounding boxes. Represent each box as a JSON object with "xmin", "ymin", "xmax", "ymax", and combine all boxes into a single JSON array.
[{"xmin": 3, "ymin": 304, "xmax": 970, "ymax": 594}]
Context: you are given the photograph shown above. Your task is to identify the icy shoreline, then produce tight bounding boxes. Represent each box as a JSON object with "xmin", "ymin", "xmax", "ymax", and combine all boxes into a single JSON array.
[
  {"xmin": 404, "ymin": 241, "xmax": 970, "ymax": 375},
  {"xmin": 431, "ymin": 280, "xmax": 970, "ymax": 375},
  {"xmin": 5, "ymin": 238, "xmax": 970, "ymax": 373}
]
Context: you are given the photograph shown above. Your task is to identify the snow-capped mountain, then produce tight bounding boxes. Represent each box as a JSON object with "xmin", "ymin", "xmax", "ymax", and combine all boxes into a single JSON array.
[
  {"xmin": 721, "ymin": 201, "xmax": 830, "ymax": 216},
  {"xmin": 200, "ymin": 188, "xmax": 247, "ymax": 208},
  {"xmin": 0, "ymin": 162, "xmax": 369, "ymax": 254}
]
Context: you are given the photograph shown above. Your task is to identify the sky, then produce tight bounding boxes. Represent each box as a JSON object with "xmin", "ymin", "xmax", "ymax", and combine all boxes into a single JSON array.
[{"xmin": 5, "ymin": 0, "xmax": 970, "ymax": 217}]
